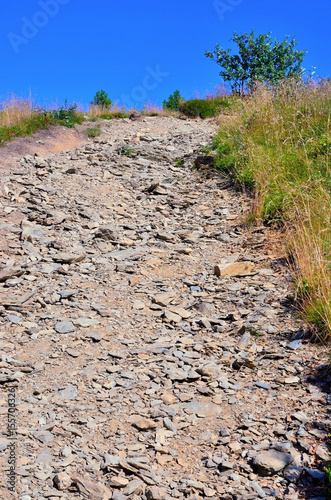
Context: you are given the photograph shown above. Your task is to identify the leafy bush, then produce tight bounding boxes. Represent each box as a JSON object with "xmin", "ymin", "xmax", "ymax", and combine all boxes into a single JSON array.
[
  {"xmin": 91, "ymin": 90, "xmax": 112, "ymax": 109},
  {"xmin": 48, "ymin": 100, "xmax": 83, "ymax": 128},
  {"xmin": 85, "ymin": 124, "xmax": 102, "ymax": 137},
  {"xmin": 206, "ymin": 30, "xmax": 306, "ymax": 94},
  {"xmin": 163, "ymin": 90, "xmax": 184, "ymax": 110},
  {"xmin": 180, "ymin": 97, "xmax": 230, "ymax": 119}
]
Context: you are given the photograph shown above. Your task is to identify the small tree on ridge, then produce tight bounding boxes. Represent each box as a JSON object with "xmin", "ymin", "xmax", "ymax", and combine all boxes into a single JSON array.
[
  {"xmin": 205, "ymin": 30, "xmax": 307, "ymax": 95},
  {"xmin": 91, "ymin": 90, "xmax": 113, "ymax": 109}
]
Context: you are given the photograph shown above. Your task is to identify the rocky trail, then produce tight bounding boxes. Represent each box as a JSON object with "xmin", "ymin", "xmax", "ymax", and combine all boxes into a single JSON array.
[{"xmin": 0, "ymin": 116, "xmax": 330, "ymax": 500}]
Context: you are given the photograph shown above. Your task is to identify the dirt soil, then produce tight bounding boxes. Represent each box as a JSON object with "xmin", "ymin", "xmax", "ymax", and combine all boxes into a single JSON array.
[
  {"xmin": 0, "ymin": 125, "xmax": 86, "ymax": 170},
  {"xmin": 0, "ymin": 117, "xmax": 330, "ymax": 500}
]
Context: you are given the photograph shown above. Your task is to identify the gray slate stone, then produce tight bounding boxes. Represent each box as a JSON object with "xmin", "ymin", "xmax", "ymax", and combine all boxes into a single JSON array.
[
  {"xmin": 253, "ymin": 449, "xmax": 293, "ymax": 475},
  {"xmin": 54, "ymin": 321, "xmax": 76, "ymax": 333}
]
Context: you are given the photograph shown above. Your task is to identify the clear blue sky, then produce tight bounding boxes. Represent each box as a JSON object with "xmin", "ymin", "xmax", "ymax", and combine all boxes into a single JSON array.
[{"xmin": 2, "ymin": 0, "xmax": 330, "ymax": 109}]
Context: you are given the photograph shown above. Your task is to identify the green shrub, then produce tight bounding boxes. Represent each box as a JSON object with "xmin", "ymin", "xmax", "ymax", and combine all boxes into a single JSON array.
[
  {"xmin": 180, "ymin": 97, "xmax": 230, "ymax": 119},
  {"xmin": 85, "ymin": 124, "xmax": 102, "ymax": 137},
  {"xmin": 163, "ymin": 90, "xmax": 184, "ymax": 111},
  {"xmin": 91, "ymin": 90, "xmax": 112, "ymax": 109},
  {"xmin": 48, "ymin": 101, "xmax": 83, "ymax": 128},
  {"xmin": 116, "ymin": 145, "xmax": 136, "ymax": 156}
]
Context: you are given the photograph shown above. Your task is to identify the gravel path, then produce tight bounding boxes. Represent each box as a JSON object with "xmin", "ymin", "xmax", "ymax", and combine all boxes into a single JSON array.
[{"xmin": 0, "ymin": 116, "xmax": 329, "ymax": 500}]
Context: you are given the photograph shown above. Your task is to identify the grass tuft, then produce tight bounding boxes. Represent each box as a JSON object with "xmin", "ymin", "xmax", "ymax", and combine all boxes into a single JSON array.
[{"xmin": 85, "ymin": 124, "xmax": 102, "ymax": 137}]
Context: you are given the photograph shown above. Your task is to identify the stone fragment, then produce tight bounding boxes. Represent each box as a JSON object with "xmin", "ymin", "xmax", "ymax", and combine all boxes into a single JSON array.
[
  {"xmin": 36, "ymin": 447, "xmax": 53, "ymax": 464},
  {"xmin": 32, "ymin": 431, "xmax": 54, "ymax": 444},
  {"xmin": 130, "ymin": 416, "xmax": 157, "ymax": 430},
  {"xmin": 116, "ymin": 262, "xmax": 135, "ymax": 273},
  {"xmin": 54, "ymin": 321, "xmax": 76, "ymax": 334},
  {"xmin": 306, "ymin": 468, "xmax": 325, "ymax": 480},
  {"xmin": 161, "ymin": 393, "xmax": 177, "ymax": 405},
  {"xmin": 163, "ymin": 309, "xmax": 181, "ymax": 323},
  {"xmin": 52, "ymin": 252, "xmax": 86, "ymax": 264},
  {"xmin": 287, "ymin": 339, "xmax": 302, "ymax": 350},
  {"xmin": 133, "ymin": 300, "xmax": 145, "ymax": 310},
  {"xmin": 73, "ymin": 317, "xmax": 100, "ymax": 328},
  {"xmin": 53, "ymin": 472, "xmax": 72, "ymax": 490},
  {"xmin": 21, "ymin": 220, "xmax": 45, "ymax": 242},
  {"xmin": 204, "ymin": 486, "xmax": 217, "ymax": 497},
  {"xmin": 85, "ymin": 331, "xmax": 103, "ymax": 342},
  {"xmin": 94, "ymin": 225, "xmax": 120, "ymax": 241},
  {"xmin": 283, "ymin": 464, "xmax": 302, "ymax": 483},
  {"xmin": 253, "ymin": 449, "xmax": 293, "ymax": 475},
  {"xmin": 163, "ymin": 417, "xmax": 177, "ymax": 433},
  {"xmin": 0, "ymin": 267, "xmax": 25, "ymax": 282},
  {"xmin": 168, "ymin": 306, "xmax": 191, "ymax": 319},
  {"xmin": 112, "ymin": 492, "xmax": 126, "ymax": 500},
  {"xmin": 109, "ymin": 476, "xmax": 129, "ymax": 487},
  {"xmin": 72, "ymin": 476, "xmax": 112, "ymax": 499},
  {"xmin": 255, "ymin": 382, "xmax": 271, "ymax": 390},
  {"xmin": 284, "ymin": 376, "xmax": 300, "ymax": 385},
  {"xmin": 123, "ymin": 479, "xmax": 144, "ymax": 495},
  {"xmin": 153, "ymin": 291, "xmax": 175, "ymax": 306},
  {"xmin": 146, "ymin": 486, "xmax": 166, "ymax": 500},
  {"xmin": 237, "ymin": 332, "xmax": 251, "ymax": 350},
  {"xmin": 59, "ymin": 385, "xmax": 78, "ymax": 400},
  {"xmin": 214, "ymin": 261, "xmax": 256, "ymax": 277},
  {"xmin": 291, "ymin": 411, "xmax": 309, "ymax": 423},
  {"xmin": 250, "ymin": 481, "xmax": 266, "ymax": 498},
  {"xmin": 156, "ymin": 232, "xmax": 176, "ymax": 243}
]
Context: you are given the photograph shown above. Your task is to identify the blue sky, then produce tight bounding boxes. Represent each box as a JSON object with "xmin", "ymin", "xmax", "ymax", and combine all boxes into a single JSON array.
[{"xmin": 1, "ymin": 0, "xmax": 330, "ymax": 109}]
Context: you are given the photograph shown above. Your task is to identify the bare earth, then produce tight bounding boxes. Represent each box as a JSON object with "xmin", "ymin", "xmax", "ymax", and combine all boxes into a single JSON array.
[{"xmin": 0, "ymin": 117, "xmax": 329, "ymax": 500}]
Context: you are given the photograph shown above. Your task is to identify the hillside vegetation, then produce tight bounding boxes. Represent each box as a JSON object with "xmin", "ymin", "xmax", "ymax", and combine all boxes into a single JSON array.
[
  {"xmin": 0, "ymin": 95, "xmax": 184, "ymax": 145},
  {"xmin": 213, "ymin": 79, "xmax": 331, "ymax": 339},
  {"xmin": 0, "ymin": 95, "xmax": 84, "ymax": 145}
]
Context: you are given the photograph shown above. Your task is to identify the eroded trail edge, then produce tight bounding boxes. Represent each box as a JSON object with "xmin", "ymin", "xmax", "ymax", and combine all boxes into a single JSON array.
[{"xmin": 0, "ymin": 116, "xmax": 329, "ymax": 500}]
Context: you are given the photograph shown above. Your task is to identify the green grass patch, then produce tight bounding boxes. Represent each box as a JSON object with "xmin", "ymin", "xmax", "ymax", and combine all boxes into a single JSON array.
[
  {"xmin": 0, "ymin": 113, "xmax": 51, "ymax": 145},
  {"xmin": 180, "ymin": 96, "xmax": 232, "ymax": 119},
  {"xmin": 85, "ymin": 124, "xmax": 102, "ymax": 137},
  {"xmin": 116, "ymin": 145, "xmax": 136, "ymax": 156}
]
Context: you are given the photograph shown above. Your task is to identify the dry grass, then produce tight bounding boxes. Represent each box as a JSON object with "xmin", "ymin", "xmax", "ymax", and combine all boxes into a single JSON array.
[
  {"xmin": 88, "ymin": 102, "xmax": 181, "ymax": 119},
  {"xmin": 142, "ymin": 101, "xmax": 181, "ymax": 117},
  {"xmin": 0, "ymin": 94, "xmax": 34, "ymax": 127},
  {"xmin": 89, "ymin": 103, "xmax": 130, "ymax": 118},
  {"xmin": 213, "ymin": 79, "xmax": 331, "ymax": 338},
  {"xmin": 287, "ymin": 194, "xmax": 331, "ymax": 338}
]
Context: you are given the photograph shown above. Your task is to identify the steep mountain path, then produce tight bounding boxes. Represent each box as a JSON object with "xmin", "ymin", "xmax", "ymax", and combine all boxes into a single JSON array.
[{"xmin": 0, "ymin": 117, "xmax": 329, "ymax": 500}]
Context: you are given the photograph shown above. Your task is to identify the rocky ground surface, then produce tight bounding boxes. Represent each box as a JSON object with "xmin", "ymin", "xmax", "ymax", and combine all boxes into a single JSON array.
[{"xmin": 0, "ymin": 116, "xmax": 330, "ymax": 500}]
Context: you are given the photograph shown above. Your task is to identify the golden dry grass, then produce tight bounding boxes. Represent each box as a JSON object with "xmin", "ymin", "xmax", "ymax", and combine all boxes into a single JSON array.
[
  {"xmin": 88, "ymin": 102, "xmax": 181, "ymax": 119},
  {"xmin": 0, "ymin": 94, "xmax": 34, "ymax": 127}
]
